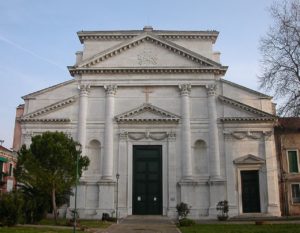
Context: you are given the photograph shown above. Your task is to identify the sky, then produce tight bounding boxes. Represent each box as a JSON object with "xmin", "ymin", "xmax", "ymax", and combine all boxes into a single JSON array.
[{"xmin": 0, "ymin": 0, "xmax": 274, "ymax": 149}]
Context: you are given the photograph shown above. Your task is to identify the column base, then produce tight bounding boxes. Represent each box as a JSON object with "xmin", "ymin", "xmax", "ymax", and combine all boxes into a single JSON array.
[{"xmin": 98, "ymin": 180, "xmax": 116, "ymax": 215}]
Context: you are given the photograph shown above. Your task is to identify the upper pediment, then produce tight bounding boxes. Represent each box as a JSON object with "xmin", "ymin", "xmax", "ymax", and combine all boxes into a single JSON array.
[
  {"xmin": 76, "ymin": 33, "xmax": 223, "ymax": 69},
  {"xmin": 219, "ymin": 95, "xmax": 276, "ymax": 123},
  {"xmin": 20, "ymin": 96, "xmax": 76, "ymax": 123},
  {"xmin": 233, "ymin": 154, "xmax": 265, "ymax": 165},
  {"xmin": 115, "ymin": 103, "xmax": 180, "ymax": 124}
]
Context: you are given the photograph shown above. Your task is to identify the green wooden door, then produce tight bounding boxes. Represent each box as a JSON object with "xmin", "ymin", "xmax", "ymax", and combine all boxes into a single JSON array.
[
  {"xmin": 133, "ymin": 145, "xmax": 162, "ymax": 215},
  {"xmin": 241, "ymin": 170, "xmax": 261, "ymax": 213}
]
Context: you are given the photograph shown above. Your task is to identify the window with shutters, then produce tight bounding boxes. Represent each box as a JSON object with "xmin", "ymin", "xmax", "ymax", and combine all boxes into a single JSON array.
[
  {"xmin": 291, "ymin": 184, "xmax": 300, "ymax": 204},
  {"xmin": 287, "ymin": 150, "xmax": 299, "ymax": 173}
]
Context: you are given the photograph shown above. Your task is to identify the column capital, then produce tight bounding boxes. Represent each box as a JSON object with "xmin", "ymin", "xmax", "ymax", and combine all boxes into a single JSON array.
[
  {"xmin": 178, "ymin": 83, "xmax": 191, "ymax": 96},
  {"xmin": 104, "ymin": 85, "xmax": 117, "ymax": 96},
  {"xmin": 119, "ymin": 131, "xmax": 128, "ymax": 141},
  {"xmin": 78, "ymin": 84, "xmax": 90, "ymax": 95},
  {"xmin": 167, "ymin": 132, "xmax": 176, "ymax": 141},
  {"xmin": 206, "ymin": 84, "xmax": 217, "ymax": 96}
]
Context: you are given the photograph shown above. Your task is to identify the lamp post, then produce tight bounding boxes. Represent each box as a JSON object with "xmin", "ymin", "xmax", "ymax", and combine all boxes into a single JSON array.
[
  {"xmin": 73, "ymin": 144, "xmax": 81, "ymax": 233},
  {"xmin": 116, "ymin": 173, "xmax": 120, "ymax": 224}
]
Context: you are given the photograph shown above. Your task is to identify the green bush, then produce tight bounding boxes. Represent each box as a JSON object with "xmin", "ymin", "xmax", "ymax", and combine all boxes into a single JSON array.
[
  {"xmin": 176, "ymin": 202, "xmax": 190, "ymax": 219},
  {"xmin": 178, "ymin": 218, "xmax": 196, "ymax": 227},
  {"xmin": 0, "ymin": 191, "xmax": 23, "ymax": 226}
]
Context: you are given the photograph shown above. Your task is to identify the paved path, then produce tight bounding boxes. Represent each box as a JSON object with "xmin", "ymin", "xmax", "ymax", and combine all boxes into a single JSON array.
[{"xmin": 101, "ymin": 216, "xmax": 180, "ymax": 233}]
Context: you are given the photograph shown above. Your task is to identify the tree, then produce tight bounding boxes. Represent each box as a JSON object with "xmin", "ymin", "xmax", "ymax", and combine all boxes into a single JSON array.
[
  {"xmin": 15, "ymin": 131, "xmax": 89, "ymax": 223},
  {"xmin": 259, "ymin": 0, "xmax": 300, "ymax": 116}
]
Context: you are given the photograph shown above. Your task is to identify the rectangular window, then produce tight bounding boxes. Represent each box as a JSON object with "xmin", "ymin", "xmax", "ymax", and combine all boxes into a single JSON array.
[
  {"xmin": 9, "ymin": 164, "xmax": 13, "ymax": 176},
  {"xmin": 288, "ymin": 150, "xmax": 299, "ymax": 173},
  {"xmin": 291, "ymin": 184, "xmax": 300, "ymax": 204},
  {"xmin": 0, "ymin": 161, "xmax": 3, "ymax": 181}
]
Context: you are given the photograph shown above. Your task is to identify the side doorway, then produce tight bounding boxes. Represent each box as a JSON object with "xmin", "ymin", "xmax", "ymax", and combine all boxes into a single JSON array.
[{"xmin": 241, "ymin": 170, "xmax": 261, "ymax": 213}]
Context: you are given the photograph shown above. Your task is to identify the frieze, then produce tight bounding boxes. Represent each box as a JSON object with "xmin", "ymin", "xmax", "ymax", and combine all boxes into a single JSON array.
[
  {"xmin": 126, "ymin": 131, "xmax": 171, "ymax": 141},
  {"xmin": 223, "ymin": 131, "xmax": 273, "ymax": 140}
]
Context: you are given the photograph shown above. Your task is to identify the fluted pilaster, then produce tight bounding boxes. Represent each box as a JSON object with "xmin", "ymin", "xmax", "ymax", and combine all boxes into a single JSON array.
[
  {"xmin": 206, "ymin": 84, "xmax": 221, "ymax": 178},
  {"xmin": 77, "ymin": 84, "xmax": 90, "ymax": 157},
  {"xmin": 179, "ymin": 84, "xmax": 193, "ymax": 180},
  {"xmin": 102, "ymin": 85, "xmax": 117, "ymax": 180}
]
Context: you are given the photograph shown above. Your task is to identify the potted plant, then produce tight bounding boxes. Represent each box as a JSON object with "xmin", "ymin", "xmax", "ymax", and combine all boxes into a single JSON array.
[
  {"xmin": 176, "ymin": 202, "xmax": 195, "ymax": 226},
  {"xmin": 216, "ymin": 200, "xmax": 229, "ymax": 221}
]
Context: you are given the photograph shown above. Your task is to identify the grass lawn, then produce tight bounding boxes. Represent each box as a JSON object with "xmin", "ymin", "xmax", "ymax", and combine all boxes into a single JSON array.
[
  {"xmin": 38, "ymin": 218, "xmax": 111, "ymax": 228},
  {"xmin": 0, "ymin": 226, "xmax": 84, "ymax": 233},
  {"xmin": 180, "ymin": 224, "xmax": 300, "ymax": 233},
  {"xmin": 0, "ymin": 219, "xmax": 112, "ymax": 233}
]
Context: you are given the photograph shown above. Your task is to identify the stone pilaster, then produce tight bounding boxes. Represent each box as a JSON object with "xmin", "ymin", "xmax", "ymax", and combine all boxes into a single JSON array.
[
  {"xmin": 206, "ymin": 84, "xmax": 221, "ymax": 179},
  {"xmin": 102, "ymin": 85, "xmax": 117, "ymax": 180},
  {"xmin": 178, "ymin": 84, "xmax": 193, "ymax": 180},
  {"xmin": 264, "ymin": 131, "xmax": 281, "ymax": 216},
  {"xmin": 117, "ymin": 131, "xmax": 128, "ymax": 217},
  {"xmin": 77, "ymin": 84, "xmax": 90, "ymax": 157},
  {"xmin": 167, "ymin": 132, "xmax": 177, "ymax": 218}
]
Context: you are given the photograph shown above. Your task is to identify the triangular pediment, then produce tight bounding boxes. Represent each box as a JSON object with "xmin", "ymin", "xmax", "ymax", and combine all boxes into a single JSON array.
[
  {"xmin": 115, "ymin": 103, "xmax": 180, "ymax": 124},
  {"xmin": 233, "ymin": 154, "xmax": 265, "ymax": 165},
  {"xmin": 77, "ymin": 33, "xmax": 222, "ymax": 69},
  {"xmin": 219, "ymin": 95, "xmax": 275, "ymax": 122},
  {"xmin": 20, "ymin": 96, "xmax": 76, "ymax": 123}
]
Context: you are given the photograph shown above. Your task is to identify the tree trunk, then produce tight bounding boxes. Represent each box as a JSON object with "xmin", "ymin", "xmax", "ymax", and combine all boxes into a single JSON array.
[{"xmin": 52, "ymin": 188, "xmax": 57, "ymax": 224}]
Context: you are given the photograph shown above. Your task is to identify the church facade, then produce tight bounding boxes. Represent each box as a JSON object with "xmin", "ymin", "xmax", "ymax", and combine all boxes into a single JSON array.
[{"xmin": 18, "ymin": 27, "xmax": 281, "ymax": 219}]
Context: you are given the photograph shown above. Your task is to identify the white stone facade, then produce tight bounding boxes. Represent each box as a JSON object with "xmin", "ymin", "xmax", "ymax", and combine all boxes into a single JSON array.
[{"xmin": 19, "ymin": 27, "xmax": 281, "ymax": 219}]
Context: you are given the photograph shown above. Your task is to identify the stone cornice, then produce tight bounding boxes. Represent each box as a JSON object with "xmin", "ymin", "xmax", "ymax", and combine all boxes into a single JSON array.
[
  {"xmin": 75, "ymin": 33, "xmax": 223, "ymax": 69},
  {"xmin": 22, "ymin": 96, "xmax": 76, "ymax": 119},
  {"xmin": 220, "ymin": 117, "xmax": 275, "ymax": 123},
  {"xmin": 77, "ymin": 30, "xmax": 219, "ymax": 43},
  {"xmin": 22, "ymin": 80, "xmax": 75, "ymax": 100},
  {"xmin": 20, "ymin": 118, "xmax": 70, "ymax": 123},
  {"xmin": 68, "ymin": 67, "xmax": 227, "ymax": 76},
  {"xmin": 218, "ymin": 95, "xmax": 275, "ymax": 118},
  {"xmin": 221, "ymin": 79, "xmax": 272, "ymax": 99},
  {"xmin": 233, "ymin": 154, "xmax": 265, "ymax": 165}
]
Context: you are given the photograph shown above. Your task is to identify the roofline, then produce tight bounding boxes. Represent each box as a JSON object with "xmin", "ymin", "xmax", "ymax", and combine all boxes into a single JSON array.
[
  {"xmin": 74, "ymin": 32, "xmax": 225, "ymax": 71},
  {"xmin": 22, "ymin": 79, "xmax": 75, "ymax": 100},
  {"xmin": 77, "ymin": 28, "xmax": 219, "ymax": 44},
  {"xmin": 221, "ymin": 79, "xmax": 272, "ymax": 99}
]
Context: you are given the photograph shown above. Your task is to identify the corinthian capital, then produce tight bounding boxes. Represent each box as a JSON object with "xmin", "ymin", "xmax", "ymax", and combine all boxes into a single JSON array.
[
  {"xmin": 104, "ymin": 85, "xmax": 117, "ymax": 96},
  {"xmin": 206, "ymin": 84, "xmax": 217, "ymax": 96},
  {"xmin": 78, "ymin": 84, "xmax": 91, "ymax": 95},
  {"xmin": 178, "ymin": 83, "xmax": 191, "ymax": 96}
]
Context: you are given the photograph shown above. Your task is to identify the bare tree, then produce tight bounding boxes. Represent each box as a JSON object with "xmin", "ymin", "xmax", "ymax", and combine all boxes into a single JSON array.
[{"xmin": 259, "ymin": 0, "xmax": 300, "ymax": 116}]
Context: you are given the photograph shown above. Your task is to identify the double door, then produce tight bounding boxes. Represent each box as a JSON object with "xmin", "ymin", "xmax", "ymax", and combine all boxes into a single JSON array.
[{"xmin": 133, "ymin": 145, "xmax": 162, "ymax": 215}]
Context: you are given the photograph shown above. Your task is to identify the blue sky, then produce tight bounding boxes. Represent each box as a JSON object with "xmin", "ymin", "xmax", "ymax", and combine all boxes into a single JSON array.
[{"xmin": 0, "ymin": 0, "xmax": 273, "ymax": 148}]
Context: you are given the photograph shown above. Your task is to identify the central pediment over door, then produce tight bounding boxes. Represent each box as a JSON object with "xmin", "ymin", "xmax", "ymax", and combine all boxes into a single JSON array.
[
  {"xmin": 76, "ymin": 34, "xmax": 224, "ymax": 69},
  {"xmin": 115, "ymin": 103, "xmax": 180, "ymax": 124}
]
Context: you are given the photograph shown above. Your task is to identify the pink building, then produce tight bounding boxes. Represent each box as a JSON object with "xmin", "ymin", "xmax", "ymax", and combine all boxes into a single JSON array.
[{"xmin": 0, "ymin": 145, "xmax": 17, "ymax": 193}]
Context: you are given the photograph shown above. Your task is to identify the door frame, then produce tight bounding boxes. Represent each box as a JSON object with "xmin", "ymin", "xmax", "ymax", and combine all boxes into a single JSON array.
[
  {"xmin": 132, "ymin": 145, "xmax": 162, "ymax": 215},
  {"xmin": 236, "ymin": 166, "xmax": 264, "ymax": 214},
  {"xmin": 127, "ymin": 141, "xmax": 168, "ymax": 216}
]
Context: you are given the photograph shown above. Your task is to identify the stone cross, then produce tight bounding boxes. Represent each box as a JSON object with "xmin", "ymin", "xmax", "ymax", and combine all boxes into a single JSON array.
[{"xmin": 142, "ymin": 86, "xmax": 153, "ymax": 103}]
